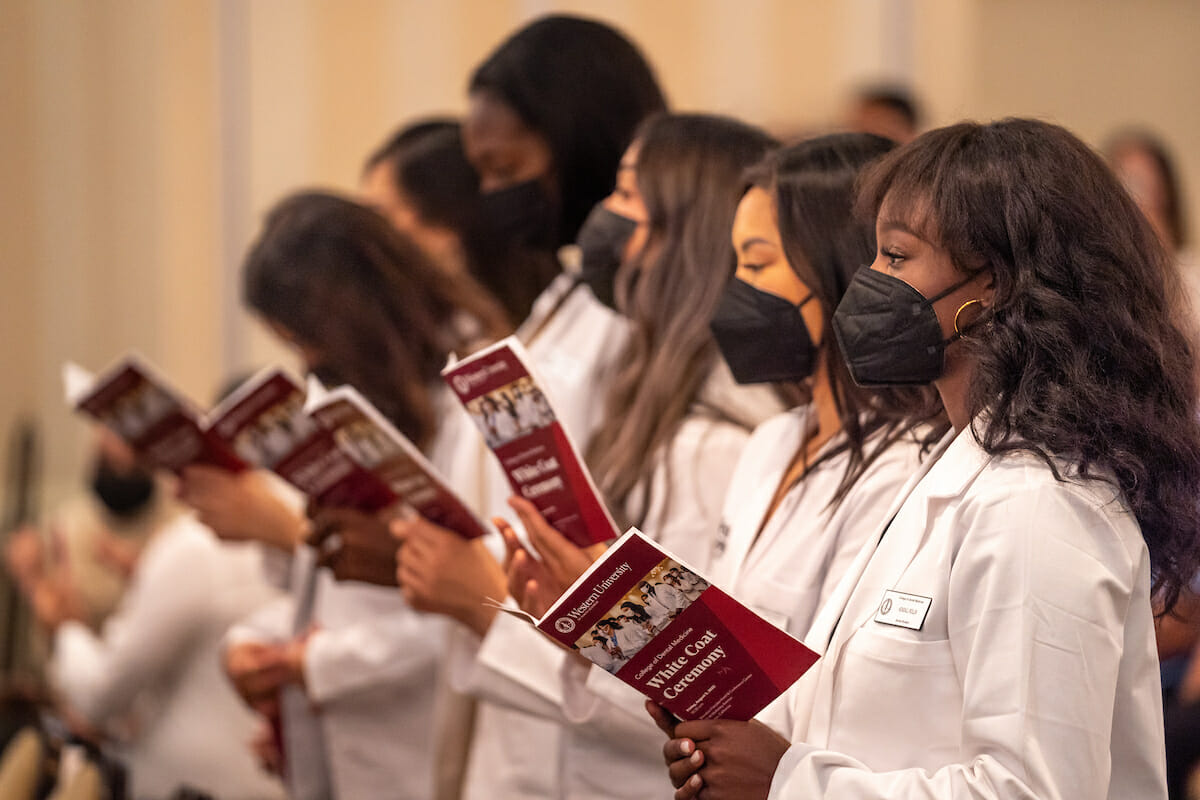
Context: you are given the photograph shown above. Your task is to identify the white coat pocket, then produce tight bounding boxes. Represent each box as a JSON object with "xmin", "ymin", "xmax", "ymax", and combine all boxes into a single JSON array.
[{"xmin": 827, "ymin": 627, "xmax": 961, "ymax": 772}]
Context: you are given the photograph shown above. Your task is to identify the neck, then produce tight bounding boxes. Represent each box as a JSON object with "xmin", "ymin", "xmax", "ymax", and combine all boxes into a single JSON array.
[
  {"xmin": 808, "ymin": 352, "xmax": 844, "ymax": 452},
  {"xmin": 935, "ymin": 351, "xmax": 974, "ymax": 432}
]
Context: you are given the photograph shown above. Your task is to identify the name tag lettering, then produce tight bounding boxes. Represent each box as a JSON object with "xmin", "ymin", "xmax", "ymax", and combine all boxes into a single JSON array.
[{"xmin": 874, "ymin": 590, "xmax": 932, "ymax": 631}]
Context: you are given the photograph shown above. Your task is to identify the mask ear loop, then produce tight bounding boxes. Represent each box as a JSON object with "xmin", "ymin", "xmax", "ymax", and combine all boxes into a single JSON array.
[{"xmin": 954, "ymin": 299, "xmax": 983, "ymax": 334}]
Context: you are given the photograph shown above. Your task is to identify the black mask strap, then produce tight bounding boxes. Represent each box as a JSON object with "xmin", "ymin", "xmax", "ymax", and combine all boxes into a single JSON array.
[{"xmin": 926, "ymin": 272, "xmax": 981, "ymax": 347}]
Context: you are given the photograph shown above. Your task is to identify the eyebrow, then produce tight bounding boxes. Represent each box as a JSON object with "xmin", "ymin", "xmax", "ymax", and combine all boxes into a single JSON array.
[{"xmin": 739, "ymin": 237, "xmax": 776, "ymax": 253}]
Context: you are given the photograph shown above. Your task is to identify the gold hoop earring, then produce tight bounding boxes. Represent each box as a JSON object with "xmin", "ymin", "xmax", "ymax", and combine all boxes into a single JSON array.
[{"xmin": 954, "ymin": 299, "xmax": 982, "ymax": 335}]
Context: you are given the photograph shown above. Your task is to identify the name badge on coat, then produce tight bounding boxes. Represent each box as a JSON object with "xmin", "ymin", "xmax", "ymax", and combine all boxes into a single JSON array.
[{"xmin": 874, "ymin": 590, "xmax": 932, "ymax": 631}]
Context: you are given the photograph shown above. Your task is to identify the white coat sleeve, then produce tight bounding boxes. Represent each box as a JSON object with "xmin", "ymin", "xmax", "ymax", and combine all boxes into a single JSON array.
[
  {"xmin": 51, "ymin": 528, "xmax": 217, "ymax": 724},
  {"xmin": 768, "ymin": 483, "xmax": 1151, "ymax": 800},
  {"xmin": 303, "ymin": 600, "xmax": 446, "ymax": 705},
  {"xmin": 446, "ymin": 612, "xmax": 568, "ymax": 721},
  {"xmin": 222, "ymin": 594, "xmax": 296, "ymax": 647}
]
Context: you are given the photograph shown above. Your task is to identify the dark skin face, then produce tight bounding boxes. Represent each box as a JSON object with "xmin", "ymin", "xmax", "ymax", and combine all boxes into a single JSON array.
[
  {"xmin": 462, "ymin": 89, "xmax": 555, "ymax": 195},
  {"xmin": 870, "ymin": 194, "xmax": 993, "ymax": 433}
]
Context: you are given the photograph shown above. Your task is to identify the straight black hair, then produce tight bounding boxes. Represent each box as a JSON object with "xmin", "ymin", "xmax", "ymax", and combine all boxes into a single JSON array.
[{"xmin": 470, "ymin": 14, "xmax": 667, "ymax": 245}]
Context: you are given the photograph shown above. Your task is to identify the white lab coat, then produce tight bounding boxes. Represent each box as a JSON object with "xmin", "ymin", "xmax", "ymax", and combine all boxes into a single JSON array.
[
  {"xmin": 760, "ymin": 426, "xmax": 1167, "ymax": 799},
  {"xmin": 225, "ymin": 553, "xmax": 446, "ymax": 800},
  {"xmin": 707, "ymin": 408, "xmax": 931, "ymax": 639},
  {"xmin": 51, "ymin": 516, "xmax": 285, "ymax": 800},
  {"xmin": 224, "ymin": 388, "xmax": 466, "ymax": 800},
  {"xmin": 438, "ymin": 268, "xmax": 633, "ymax": 800},
  {"xmin": 453, "ymin": 362, "xmax": 785, "ymax": 800}
]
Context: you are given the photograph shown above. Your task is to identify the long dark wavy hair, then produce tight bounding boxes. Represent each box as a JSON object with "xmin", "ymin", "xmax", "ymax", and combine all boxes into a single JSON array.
[
  {"xmin": 585, "ymin": 113, "xmax": 777, "ymax": 527},
  {"xmin": 243, "ymin": 191, "xmax": 508, "ymax": 450},
  {"xmin": 857, "ymin": 118, "xmax": 1200, "ymax": 612},
  {"xmin": 749, "ymin": 134, "xmax": 946, "ymax": 507}
]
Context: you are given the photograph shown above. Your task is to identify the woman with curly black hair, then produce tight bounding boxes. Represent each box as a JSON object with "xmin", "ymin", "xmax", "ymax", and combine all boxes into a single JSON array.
[{"xmin": 659, "ymin": 118, "xmax": 1200, "ymax": 800}]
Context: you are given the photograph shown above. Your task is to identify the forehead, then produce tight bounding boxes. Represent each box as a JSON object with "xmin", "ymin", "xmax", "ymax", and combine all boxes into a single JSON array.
[
  {"xmin": 732, "ymin": 187, "xmax": 780, "ymax": 240},
  {"xmin": 876, "ymin": 189, "xmax": 937, "ymax": 242},
  {"xmin": 463, "ymin": 91, "xmax": 539, "ymax": 159}
]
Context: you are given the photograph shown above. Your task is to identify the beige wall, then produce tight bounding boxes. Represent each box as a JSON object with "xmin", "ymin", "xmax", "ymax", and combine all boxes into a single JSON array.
[{"xmin": 2, "ymin": 0, "xmax": 1197, "ymax": 508}]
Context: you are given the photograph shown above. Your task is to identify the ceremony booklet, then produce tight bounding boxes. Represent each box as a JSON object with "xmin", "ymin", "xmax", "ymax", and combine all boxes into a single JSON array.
[
  {"xmin": 206, "ymin": 368, "xmax": 396, "ymax": 513},
  {"xmin": 531, "ymin": 529, "xmax": 818, "ymax": 722},
  {"xmin": 64, "ymin": 356, "xmax": 244, "ymax": 473},
  {"xmin": 441, "ymin": 336, "xmax": 618, "ymax": 547},
  {"xmin": 304, "ymin": 383, "xmax": 489, "ymax": 539}
]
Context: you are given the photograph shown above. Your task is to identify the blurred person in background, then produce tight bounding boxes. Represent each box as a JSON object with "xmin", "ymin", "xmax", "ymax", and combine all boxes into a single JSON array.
[
  {"xmin": 360, "ymin": 119, "xmax": 521, "ymax": 329},
  {"xmin": 5, "ymin": 430, "xmax": 165, "ymax": 641},
  {"xmin": 179, "ymin": 190, "xmax": 506, "ymax": 800},
  {"xmin": 846, "ymin": 84, "xmax": 922, "ymax": 144},
  {"xmin": 1107, "ymin": 130, "xmax": 1197, "ymax": 326},
  {"xmin": 8, "ymin": 431, "xmax": 285, "ymax": 800}
]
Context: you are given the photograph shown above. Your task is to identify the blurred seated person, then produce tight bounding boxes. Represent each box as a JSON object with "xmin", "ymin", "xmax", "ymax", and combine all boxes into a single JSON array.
[
  {"xmin": 846, "ymin": 84, "xmax": 921, "ymax": 144},
  {"xmin": 1107, "ymin": 129, "xmax": 1197, "ymax": 327},
  {"xmin": 361, "ymin": 119, "xmax": 525, "ymax": 328},
  {"xmin": 10, "ymin": 433, "xmax": 285, "ymax": 800},
  {"xmin": 4, "ymin": 430, "xmax": 168, "ymax": 637}
]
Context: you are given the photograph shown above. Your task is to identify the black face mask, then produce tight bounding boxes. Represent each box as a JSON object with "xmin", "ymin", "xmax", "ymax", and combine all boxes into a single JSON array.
[
  {"xmin": 576, "ymin": 205, "xmax": 639, "ymax": 311},
  {"xmin": 479, "ymin": 179, "xmax": 559, "ymax": 251},
  {"xmin": 90, "ymin": 457, "xmax": 155, "ymax": 519},
  {"xmin": 832, "ymin": 267, "xmax": 976, "ymax": 387},
  {"xmin": 710, "ymin": 277, "xmax": 819, "ymax": 385}
]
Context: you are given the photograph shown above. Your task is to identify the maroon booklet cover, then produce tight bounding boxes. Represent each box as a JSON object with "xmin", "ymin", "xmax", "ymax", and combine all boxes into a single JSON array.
[
  {"xmin": 306, "ymin": 384, "xmax": 489, "ymax": 539},
  {"xmin": 64, "ymin": 358, "xmax": 243, "ymax": 473},
  {"xmin": 441, "ymin": 337, "xmax": 618, "ymax": 547},
  {"xmin": 535, "ymin": 529, "xmax": 818, "ymax": 722},
  {"xmin": 206, "ymin": 368, "xmax": 395, "ymax": 514}
]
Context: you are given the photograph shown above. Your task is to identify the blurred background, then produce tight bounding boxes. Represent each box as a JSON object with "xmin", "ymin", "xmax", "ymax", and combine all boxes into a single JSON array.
[{"xmin": 2, "ymin": 0, "xmax": 1199, "ymax": 507}]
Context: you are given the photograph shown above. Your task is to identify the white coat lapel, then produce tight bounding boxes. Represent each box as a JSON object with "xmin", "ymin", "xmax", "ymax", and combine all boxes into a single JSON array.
[
  {"xmin": 712, "ymin": 409, "xmax": 808, "ymax": 587},
  {"xmin": 804, "ymin": 428, "xmax": 992, "ymax": 745},
  {"xmin": 790, "ymin": 428, "xmax": 956, "ymax": 743}
]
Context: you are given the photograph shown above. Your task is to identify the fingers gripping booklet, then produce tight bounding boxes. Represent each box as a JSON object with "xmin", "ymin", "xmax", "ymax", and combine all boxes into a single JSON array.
[
  {"xmin": 441, "ymin": 336, "xmax": 620, "ymax": 547},
  {"xmin": 531, "ymin": 529, "xmax": 819, "ymax": 722}
]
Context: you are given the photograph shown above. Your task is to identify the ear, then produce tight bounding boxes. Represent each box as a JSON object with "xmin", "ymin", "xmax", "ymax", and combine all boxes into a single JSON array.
[{"xmin": 978, "ymin": 268, "xmax": 996, "ymax": 308}]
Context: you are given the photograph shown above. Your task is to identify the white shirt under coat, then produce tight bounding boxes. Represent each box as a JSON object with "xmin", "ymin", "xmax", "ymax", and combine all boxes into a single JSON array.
[
  {"xmin": 707, "ymin": 408, "xmax": 931, "ymax": 641},
  {"xmin": 760, "ymin": 427, "xmax": 1166, "ymax": 799},
  {"xmin": 51, "ymin": 516, "xmax": 285, "ymax": 800}
]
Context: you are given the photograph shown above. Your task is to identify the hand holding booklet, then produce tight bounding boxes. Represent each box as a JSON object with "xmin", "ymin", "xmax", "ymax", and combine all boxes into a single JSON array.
[
  {"xmin": 525, "ymin": 529, "xmax": 818, "ymax": 722},
  {"xmin": 442, "ymin": 336, "xmax": 619, "ymax": 547},
  {"xmin": 67, "ymin": 354, "xmax": 488, "ymax": 538}
]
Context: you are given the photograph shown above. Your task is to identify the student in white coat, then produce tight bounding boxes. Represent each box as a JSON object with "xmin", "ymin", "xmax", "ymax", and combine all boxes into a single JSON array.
[
  {"xmin": 43, "ymin": 511, "xmax": 285, "ymax": 800},
  {"xmin": 180, "ymin": 192, "xmax": 508, "ymax": 799},
  {"xmin": 397, "ymin": 113, "xmax": 783, "ymax": 800},
  {"xmin": 393, "ymin": 17, "xmax": 670, "ymax": 800},
  {"xmin": 658, "ymin": 118, "xmax": 1200, "ymax": 800},
  {"xmin": 700, "ymin": 135, "xmax": 946, "ymax": 643}
]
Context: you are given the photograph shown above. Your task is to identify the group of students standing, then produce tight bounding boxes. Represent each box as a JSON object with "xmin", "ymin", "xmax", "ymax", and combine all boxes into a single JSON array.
[{"xmin": 32, "ymin": 11, "xmax": 1200, "ymax": 800}]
